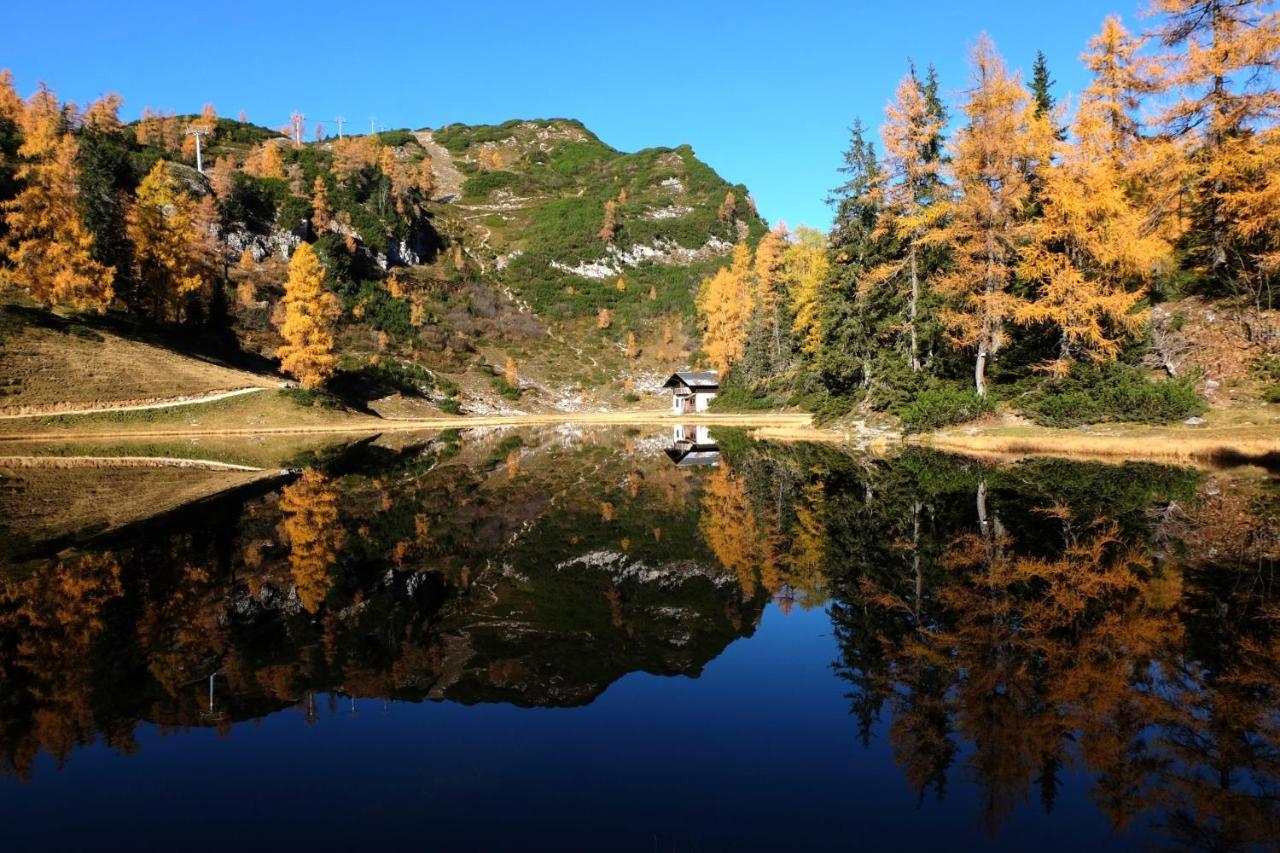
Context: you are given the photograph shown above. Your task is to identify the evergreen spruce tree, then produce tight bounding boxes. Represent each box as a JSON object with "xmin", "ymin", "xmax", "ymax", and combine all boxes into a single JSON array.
[{"xmin": 819, "ymin": 120, "xmax": 895, "ymax": 398}]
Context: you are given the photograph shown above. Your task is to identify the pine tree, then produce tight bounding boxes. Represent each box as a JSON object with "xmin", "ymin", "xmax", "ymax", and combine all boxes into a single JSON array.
[
  {"xmin": 1030, "ymin": 51, "xmax": 1056, "ymax": 118},
  {"xmin": 277, "ymin": 242, "xmax": 340, "ymax": 388},
  {"xmin": 819, "ymin": 119, "xmax": 892, "ymax": 395},
  {"xmin": 127, "ymin": 160, "xmax": 215, "ymax": 322},
  {"xmin": 927, "ymin": 35, "xmax": 1046, "ymax": 396},
  {"xmin": 0, "ymin": 84, "xmax": 114, "ymax": 311}
]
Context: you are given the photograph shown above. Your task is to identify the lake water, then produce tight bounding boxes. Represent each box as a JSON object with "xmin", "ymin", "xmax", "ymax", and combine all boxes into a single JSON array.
[{"xmin": 1, "ymin": 427, "xmax": 1278, "ymax": 851}]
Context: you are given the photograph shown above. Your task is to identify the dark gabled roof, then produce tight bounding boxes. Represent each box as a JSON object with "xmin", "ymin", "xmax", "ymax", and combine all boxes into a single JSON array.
[{"xmin": 662, "ymin": 370, "xmax": 719, "ymax": 390}]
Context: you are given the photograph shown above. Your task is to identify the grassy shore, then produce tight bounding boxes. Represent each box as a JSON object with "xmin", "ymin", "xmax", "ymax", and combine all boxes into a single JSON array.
[{"xmin": 2, "ymin": 383, "xmax": 1276, "ymax": 470}]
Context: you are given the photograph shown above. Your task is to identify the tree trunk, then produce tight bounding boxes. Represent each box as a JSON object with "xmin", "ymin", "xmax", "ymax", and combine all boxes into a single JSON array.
[
  {"xmin": 975, "ymin": 340, "xmax": 988, "ymax": 397},
  {"xmin": 908, "ymin": 242, "xmax": 921, "ymax": 372}
]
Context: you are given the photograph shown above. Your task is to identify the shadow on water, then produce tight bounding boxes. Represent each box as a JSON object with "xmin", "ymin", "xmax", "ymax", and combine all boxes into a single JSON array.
[{"xmin": 0, "ymin": 424, "xmax": 1277, "ymax": 849}]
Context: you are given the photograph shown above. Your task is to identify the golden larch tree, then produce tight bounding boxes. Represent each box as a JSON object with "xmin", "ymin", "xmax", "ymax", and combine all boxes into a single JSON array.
[
  {"xmin": 0, "ymin": 70, "xmax": 21, "ymax": 121},
  {"xmin": 1016, "ymin": 19, "xmax": 1172, "ymax": 370},
  {"xmin": 870, "ymin": 71, "xmax": 948, "ymax": 371},
  {"xmin": 0, "ymin": 85, "xmax": 115, "ymax": 311},
  {"xmin": 718, "ymin": 191, "xmax": 737, "ymax": 223},
  {"xmin": 255, "ymin": 142, "xmax": 285, "ymax": 179},
  {"xmin": 784, "ymin": 227, "xmax": 830, "ymax": 356},
  {"xmin": 696, "ymin": 241, "xmax": 754, "ymax": 375},
  {"xmin": 310, "ymin": 176, "xmax": 332, "ymax": 234},
  {"xmin": 277, "ymin": 242, "xmax": 341, "ymax": 389},
  {"xmin": 598, "ymin": 199, "xmax": 618, "ymax": 242},
  {"xmin": 927, "ymin": 35, "xmax": 1045, "ymax": 395},
  {"xmin": 127, "ymin": 161, "xmax": 216, "ymax": 322},
  {"xmin": 207, "ymin": 155, "xmax": 236, "ymax": 199},
  {"xmin": 82, "ymin": 93, "xmax": 124, "ymax": 133},
  {"xmin": 415, "ymin": 159, "xmax": 435, "ymax": 199},
  {"xmin": 1150, "ymin": 0, "xmax": 1280, "ymax": 298}
]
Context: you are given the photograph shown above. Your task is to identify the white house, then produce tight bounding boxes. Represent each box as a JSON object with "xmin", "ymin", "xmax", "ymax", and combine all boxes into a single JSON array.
[{"xmin": 662, "ymin": 371, "xmax": 719, "ymax": 414}]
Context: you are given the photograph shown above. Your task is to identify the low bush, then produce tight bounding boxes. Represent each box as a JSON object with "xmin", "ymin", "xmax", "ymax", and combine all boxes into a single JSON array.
[
  {"xmin": 1254, "ymin": 354, "xmax": 1280, "ymax": 403},
  {"xmin": 1020, "ymin": 362, "xmax": 1206, "ymax": 427},
  {"xmin": 708, "ymin": 383, "xmax": 780, "ymax": 412},
  {"xmin": 491, "ymin": 376, "xmax": 522, "ymax": 400},
  {"xmin": 898, "ymin": 384, "xmax": 994, "ymax": 433}
]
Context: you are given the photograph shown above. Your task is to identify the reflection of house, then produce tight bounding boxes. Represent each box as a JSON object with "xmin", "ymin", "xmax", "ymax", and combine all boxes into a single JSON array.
[
  {"xmin": 665, "ymin": 424, "xmax": 720, "ymax": 466},
  {"xmin": 663, "ymin": 371, "xmax": 719, "ymax": 414}
]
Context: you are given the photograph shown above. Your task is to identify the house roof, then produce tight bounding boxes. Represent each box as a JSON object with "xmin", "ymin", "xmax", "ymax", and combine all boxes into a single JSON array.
[{"xmin": 662, "ymin": 370, "xmax": 719, "ymax": 390}]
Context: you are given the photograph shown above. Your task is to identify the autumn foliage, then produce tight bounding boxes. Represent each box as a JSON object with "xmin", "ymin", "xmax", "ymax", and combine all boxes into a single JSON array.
[{"xmin": 276, "ymin": 242, "xmax": 341, "ymax": 389}]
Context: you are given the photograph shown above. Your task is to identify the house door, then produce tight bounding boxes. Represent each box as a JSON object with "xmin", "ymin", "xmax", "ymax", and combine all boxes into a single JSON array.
[{"xmin": 682, "ymin": 396, "xmax": 694, "ymax": 414}]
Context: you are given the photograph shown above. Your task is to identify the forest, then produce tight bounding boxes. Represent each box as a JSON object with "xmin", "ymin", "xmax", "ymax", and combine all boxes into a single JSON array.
[{"xmin": 695, "ymin": 0, "xmax": 1279, "ymax": 430}]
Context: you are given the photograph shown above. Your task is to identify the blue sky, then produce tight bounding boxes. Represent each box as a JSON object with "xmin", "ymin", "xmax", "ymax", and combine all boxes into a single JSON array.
[{"xmin": 7, "ymin": 0, "xmax": 1147, "ymax": 229}]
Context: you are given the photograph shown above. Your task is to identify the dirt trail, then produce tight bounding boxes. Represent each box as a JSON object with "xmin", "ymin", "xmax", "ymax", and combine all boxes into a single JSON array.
[
  {"xmin": 0, "ymin": 455, "xmax": 268, "ymax": 471},
  {"xmin": 413, "ymin": 130, "xmax": 467, "ymax": 201},
  {"xmin": 0, "ymin": 386, "xmax": 270, "ymax": 420},
  {"xmin": 0, "ymin": 410, "xmax": 813, "ymax": 442}
]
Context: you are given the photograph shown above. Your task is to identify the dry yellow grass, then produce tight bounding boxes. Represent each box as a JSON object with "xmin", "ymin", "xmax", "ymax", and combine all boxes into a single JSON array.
[
  {"xmin": 0, "ymin": 305, "xmax": 278, "ymax": 414},
  {"xmin": 921, "ymin": 419, "xmax": 1280, "ymax": 469},
  {"xmin": 0, "ymin": 463, "xmax": 279, "ymax": 546}
]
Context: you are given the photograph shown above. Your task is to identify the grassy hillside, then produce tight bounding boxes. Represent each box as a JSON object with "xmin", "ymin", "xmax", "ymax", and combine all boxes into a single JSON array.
[
  {"xmin": 0, "ymin": 302, "xmax": 278, "ymax": 413},
  {"xmin": 3, "ymin": 110, "xmax": 764, "ymax": 416}
]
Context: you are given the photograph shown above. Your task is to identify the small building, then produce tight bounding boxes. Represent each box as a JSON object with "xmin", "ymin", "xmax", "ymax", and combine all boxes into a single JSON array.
[{"xmin": 663, "ymin": 370, "xmax": 719, "ymax": 415}]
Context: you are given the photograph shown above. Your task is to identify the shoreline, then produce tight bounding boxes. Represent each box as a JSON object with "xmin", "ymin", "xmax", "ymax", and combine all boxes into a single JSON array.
[{"xmin": 1, "ymin": 406, "xmax": 1276, "ymax": 469}]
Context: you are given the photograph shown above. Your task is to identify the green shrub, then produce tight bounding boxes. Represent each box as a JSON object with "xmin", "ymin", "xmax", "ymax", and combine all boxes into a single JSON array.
[
  {"xmin": 1020, "ymin": 362, "xmax": 1206, "ymax": 427},
  {"xmin": 375, "ymin": 129, "xmax": 416, "ymax": 147},
  {"xmin": 898, "ymin": 385, "xmax": 994, "ymax": 433},
  {"xmin": 462, "ymin": 170, "xmax": 524, "ymax": 198},
  {"xmin": 438, "ymin": 397, "xmax": 462, "ymax": 415},
  {"xmin": 1254, "ymin": 354, "xmax": 1280, "ymax": 403},
  {"xmin": 708, "ymin": 383, "xmax": 780, "ymax": 412},
  {"xmin": 491, "ymin": 376, "xmax": 522, "ymax": 400}
]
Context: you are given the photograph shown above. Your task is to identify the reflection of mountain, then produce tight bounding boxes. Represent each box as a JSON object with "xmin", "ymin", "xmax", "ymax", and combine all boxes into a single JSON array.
[{"xmin": 0, "ymin": 427, "xmax": 759, "ymax": 779}]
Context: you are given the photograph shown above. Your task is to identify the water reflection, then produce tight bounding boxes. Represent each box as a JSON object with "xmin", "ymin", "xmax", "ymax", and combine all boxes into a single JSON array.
[{"xmin": 0, "ymin": 429, "xmax": 1277, "ymax": 848}]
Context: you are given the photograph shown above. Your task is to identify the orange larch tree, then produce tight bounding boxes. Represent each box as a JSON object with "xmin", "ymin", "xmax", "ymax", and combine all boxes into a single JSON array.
[
  {"xmin": 869, "ymin": 70, "xmax": 948, "ymax": 372},
  {"xmin": 927, "ymin": 35, "xmax": 1046, "ymax": 395},
  {"xmin": 276, "ymin": 242, "xmax": 341, "ymax": 388},
  {"xmin": 127, "ymin": 160, "xmax": 217, "ymax": 321},
  {"xmin": 0, "ymin": 84, "xmax": 115, "ymax": 311}
]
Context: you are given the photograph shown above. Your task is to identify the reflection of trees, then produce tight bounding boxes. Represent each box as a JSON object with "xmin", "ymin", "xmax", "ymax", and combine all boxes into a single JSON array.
[
  {"xmin": 0, "ymin": 554, "xmax": 124, "ymax": 780},
  {"xmin": 821, "ymin": 452, "xmax": 1280, "ymax": 847},
  {"xmin": 279, "ymin": 469, "xmax": 345, "ymax": 614}
]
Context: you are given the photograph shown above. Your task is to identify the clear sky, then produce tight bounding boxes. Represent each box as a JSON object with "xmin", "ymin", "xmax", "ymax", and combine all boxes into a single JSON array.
[{"xmin": 6, "ymin": 0, "xmax": 1147, "ymax": 229}]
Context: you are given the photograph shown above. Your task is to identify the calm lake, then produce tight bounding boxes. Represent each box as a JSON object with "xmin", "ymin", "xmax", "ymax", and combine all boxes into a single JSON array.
[{"xmin": 1, "ymin": 427, "xmax": 1277, "ymax": 851}]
